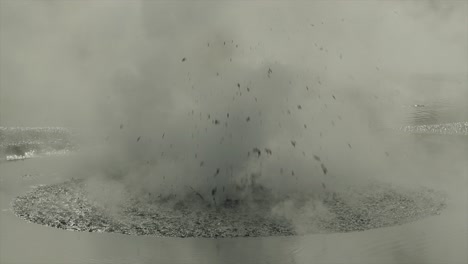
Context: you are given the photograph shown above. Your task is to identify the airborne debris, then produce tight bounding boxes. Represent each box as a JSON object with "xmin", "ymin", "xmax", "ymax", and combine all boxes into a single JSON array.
[
  {"xmin": 137, "ymin": 136, "xmax": 141, "ymax": 142},
  {"xmin": 181, "ymin": 57, "xmax": 186, "ymax": 62},
  {"xmin": 290, "ymin": 140, "xmax": 296, "ymax": 147},
  {"xmin": 348, "ymin": 143, "xmax": 352, "ymax": 149},
  {"xmin": 332, "ymin": 95, "xmax": 336, "ymax": 100},
  {"xmin": 252, "ymin": 147, "xmax": 261, "ymax": 157},
  {"xmin": 246, "ymin": 116, "xmax": 250, "ymax": 122},
  {"xmin": 313, "ymin": 155, "xmax": 321, "ymax": 162},
  {"xmin": 297, "ymin": 105, "xmax": 302, "ymax": 110},
  {"xmin": 321, "ymin": 163, "xmax": 328, "ymax": 175},
  {"xmin": 264, "ymin": 148, "xmax": 272, "ymax": 155},
  {"xmin": 214, "ymin": 119, "xmax": 220, "ymax": 125},
  {"xmin": 188, "ymin": 185, "xmax": 205, "ymax": 202},
  {"xmin": 267, "ymin": 68, "xmax": 272, "ymax": 78},
  {"xmin": 120, "ymin": 124, "xmax": 123, "ymax": 129},
  {"xmin": 200, "ymin": 161, "xmax": 204, "ymax": 167}
]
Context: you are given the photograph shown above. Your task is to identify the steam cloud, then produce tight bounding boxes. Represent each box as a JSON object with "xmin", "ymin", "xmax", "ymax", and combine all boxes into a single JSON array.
[{"xmin": 1, "ymin": 1, "xmax": 466, "ymax": 204}]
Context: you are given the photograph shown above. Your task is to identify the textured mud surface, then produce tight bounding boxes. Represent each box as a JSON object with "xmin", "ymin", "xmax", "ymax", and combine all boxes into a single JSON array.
[
  {"xmin": 400, "ymin": 122, "xmax": 468, "ymax": 136},
  {"xmin": 12, "ymin": 179, "xmax": 446, "ymax": 238},
  {"xmin": 0, "ymin": 127, "xmax": 76, "ymax": 161}
]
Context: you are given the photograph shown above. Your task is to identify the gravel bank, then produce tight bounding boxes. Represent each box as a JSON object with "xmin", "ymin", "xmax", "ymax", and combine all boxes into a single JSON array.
[{"xmin": 12, "ymin": 179, "xmax": 446, "ymax": 238}]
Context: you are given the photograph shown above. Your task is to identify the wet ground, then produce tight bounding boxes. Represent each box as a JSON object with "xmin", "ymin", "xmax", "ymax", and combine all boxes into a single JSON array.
[{"xmin": 11, "ymin": 176, "xmax": 446, "ymax": 238}]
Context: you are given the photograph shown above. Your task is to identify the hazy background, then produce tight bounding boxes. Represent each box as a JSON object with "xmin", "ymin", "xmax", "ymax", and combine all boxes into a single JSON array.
[{"xmin": 1, "ymin": 0, "xmax": 467, "ymax": 201}]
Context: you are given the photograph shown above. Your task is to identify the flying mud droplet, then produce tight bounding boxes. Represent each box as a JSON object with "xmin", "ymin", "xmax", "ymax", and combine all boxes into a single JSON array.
[
  {"xmin": 313, "ymin": 155, "xmax": 321, "ymax": 162},
  {"xmin": 321, "ymin": 163, "xmax": 328, "ymax": 175},
  {"xmin": 297, "ymin": 105, "xmax": 302, "ymax": 110},
  {"xmin": 120, "ymin": 124, "xmax": 123, "ymax": 129},
  {"xmin": 137, "ymin": 136, "xmax": 141, "ymax": 142},
  {"xmin": 246, "ymin": 116, "xmax": 250, "ymax": 122},
  {"xmin": 200, "ymin": 161, "xmax": 204, "ymax": 167},
  {"xmin": 291, "ymin": 140, "xmax": 296, "ymax": 147},
  {"xmin": 181, "ymin": 57, "xmax": 186, "ymax": 62},
  {"xmin": 348, "ymin": 143, "xmax": 352, "ymax": 149},
  {"xmin": 264, "ymin": 148, "xmax": 272, "ymax": 155},
  {"xmin": 252, "ymin": 147, "xmax": 261, "ymax": 157}
]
